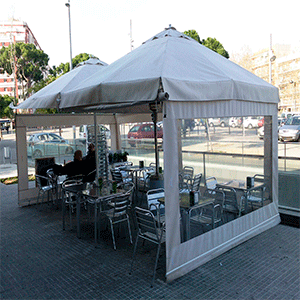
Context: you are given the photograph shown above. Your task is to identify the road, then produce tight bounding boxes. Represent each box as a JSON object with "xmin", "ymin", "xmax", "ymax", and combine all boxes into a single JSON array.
[{"xmin": 0, "ymin": 126, "xmax": 299, "ymax": 169}]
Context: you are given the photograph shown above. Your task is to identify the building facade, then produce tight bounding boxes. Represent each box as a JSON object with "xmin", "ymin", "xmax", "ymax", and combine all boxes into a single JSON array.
[
  {"xmin": 0, "ymin": 19, "xmax": 41, "ymax": 101},
  {"xmin": 251, "ymin": 44, "xmax": 300, "ymax": 114}
]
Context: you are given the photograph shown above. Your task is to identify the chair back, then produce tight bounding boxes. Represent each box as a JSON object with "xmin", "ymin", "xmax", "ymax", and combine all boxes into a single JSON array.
[
  {"xmin": 62, "ymin": 177, "xmax": 86, "ymax": 193},
  {"xmin": 110, "ymin": 193, "xmax": 131, "ymax": 218},
  {"xmin": 217, "ymin": 186, "xmax": 239, "ymax": 212},
  {"xmin": 111, "ymin": 169, "xmax": 123, "ymax": 183},
  {"xmin": 46, "ymin": 168, "xmax": 58, "ymax": 187},
  {"xmin": 191, "ymin": 173, "xmax": 202, "ymax": 192},
  {"xmin": 146, "ymin": 188, "xmax": 165, "ymax": 211},
  {"xmin": 182, "ymin": 166, "xmax": 194, "ymax": 179},
  {"xmin": 205, "ymin": 176, "xmax": 217, "ymax": 190},
  {"xmin": 36, "ymin": 174, "xmax": 51, "ymax": 188},
  {"xmin": 135, "ymin": 207, "xmax": 164, "ymax": 242},
  {"xmin": 254, "ymin": 174, "xmax": 265, "ymax": 183}
]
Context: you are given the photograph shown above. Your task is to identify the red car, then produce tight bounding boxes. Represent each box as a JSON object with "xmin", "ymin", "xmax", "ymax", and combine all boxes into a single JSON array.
[
  {"xmin": 258, "ymin": 118, "xmax": 264, "ymax": 127},
  {"xmin": 127, "ymin": 123, "xmax": 163, "ymax": 147}
]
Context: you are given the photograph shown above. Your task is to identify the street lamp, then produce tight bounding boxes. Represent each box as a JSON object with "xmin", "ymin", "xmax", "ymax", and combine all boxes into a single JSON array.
[
  {"xmin": 65, "ymin": 0, "xmax": 73, "ymax": 70},
  {"xmin": 269, "ymin": 34, "xmax": 276, "ymax": 84}
]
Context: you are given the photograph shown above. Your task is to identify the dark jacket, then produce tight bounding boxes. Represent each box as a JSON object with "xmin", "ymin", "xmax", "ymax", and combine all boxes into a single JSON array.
[{"xmin": 82, "ymin": 151, "xmax": 96, "ymax": 182}]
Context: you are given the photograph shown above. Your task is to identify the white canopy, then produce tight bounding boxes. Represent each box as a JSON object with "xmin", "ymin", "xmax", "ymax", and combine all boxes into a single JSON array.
[
  {"xmin": 54, "ymin": 26, "xmax": 279, "ymax": 112},
  {"xmin": 14, "ymin": 58, "xmax": 108, "ymax": 110},
  {"xmin": 14, "ymin": 26, "xmax": 280, "ymax": 283}
]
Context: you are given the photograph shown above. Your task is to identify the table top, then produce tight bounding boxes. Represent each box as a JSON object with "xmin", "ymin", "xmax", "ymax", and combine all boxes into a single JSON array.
[
  {"xmin": 158, "ymin": 193, "xmax": 214, "ymax": 209},
  {"xmin": 217, "ymin": 179, "xmax": 264, "ymax": 191}
]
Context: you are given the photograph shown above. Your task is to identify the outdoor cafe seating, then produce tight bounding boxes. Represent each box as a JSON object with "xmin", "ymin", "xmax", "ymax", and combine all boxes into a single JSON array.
[{"xmin": 130, "ymin": 206, "xmax": 166, "ymax": 288}]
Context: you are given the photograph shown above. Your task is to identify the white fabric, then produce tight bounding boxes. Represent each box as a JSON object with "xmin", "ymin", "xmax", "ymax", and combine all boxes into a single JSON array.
[
  {"xmin": 14, "ymin": 58, "xmax": 108, "ymax": 109},
  {"xmin": 14, "ymin": 28, "xmax": 279, "ymax": 111},
  {"xmin": 13, "ymin": 27, "xmax": 280, "ymax": 283}
]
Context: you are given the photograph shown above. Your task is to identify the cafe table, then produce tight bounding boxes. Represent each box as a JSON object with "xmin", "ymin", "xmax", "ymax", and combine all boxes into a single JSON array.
[
  {"xmin": 83, "ymin": 183, "xmax": 129, "ymax": 244},
  {"xmin": 158, "ymin": 192, "xmax": 215, "ymax": 241},
  {"xmin": 216, "ymin": 179, "xmax": 264, "ymax": 213},
  {"xmin": 62, "ymin": 180, "xmax": 125, "ymax": 241}
]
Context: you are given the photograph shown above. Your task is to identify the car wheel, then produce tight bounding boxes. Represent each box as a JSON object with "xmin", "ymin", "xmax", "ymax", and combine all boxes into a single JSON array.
[
  {"xmin": 65, "ymin": 147, "xmax": 74, "ymax": 154},
  {"xmin": 220, "ymin": 122, "xmax": 225, "ymax": 127},
  {"xmin": 209, "ymin": 123, "xmax": 214, "ymax": 127},
  {"xmin": 33, "ymin": 149, "xmax": 42, "ymax": 159},
  {"xmin": 231, "ymin": 123, "xmax": 236, "ymax": 128},
  {"xmin": 248, "ymin": 124, "xmax": 253, "ymax": 129}
]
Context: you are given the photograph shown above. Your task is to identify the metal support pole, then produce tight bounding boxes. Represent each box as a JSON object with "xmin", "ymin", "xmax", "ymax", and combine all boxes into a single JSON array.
[{"xmin": 66, "ymin": 0, "xmax": 73, "ymax": 70}]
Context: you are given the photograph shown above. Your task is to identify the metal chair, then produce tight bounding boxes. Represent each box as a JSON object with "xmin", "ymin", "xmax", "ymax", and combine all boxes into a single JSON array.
[
  {"xmin": 182, "ymin": 173, "xmax": 202, "ymax": 194},
  {"xmin": 246, "ymin": 185, "xmax": 267, "ymax": 211},
  {"xmin": 111, "ymin": 168, "xmax": 133, "ymax": 184},
  {"xmin": 100, "ymin": 193, "xmax": 133, "ymax": 250},
  {"xmin": 187, "ymin": 189, "xmax": 224, "ymax": 238},
  {"xmin": 61, "ymin": 176, "xmax": 86, "ymax": 232},
  {"xmin": 136, "ymin": 166, "xmax": 156, "ymax": 193},
  {"xmin": 216, "ymin": 186, "xmax": 245, "ymax": 221},
  {"xmin": 146, "ymin": 188, "xmax": 165, "ymax": 226},
  {"xmin": 35, "ymin": 174, "xmax": 56, "ymax": 206},
  {"xmin": 205, "ymin": 176, "xmax": 218, "ymax": 191},
  {"xmin": 179, "ymin": 166, "xmax": 194, "ymax": 189},
  {"xmin": 130, "ymin": 206, "xmax": 166, "ymax": 287}
]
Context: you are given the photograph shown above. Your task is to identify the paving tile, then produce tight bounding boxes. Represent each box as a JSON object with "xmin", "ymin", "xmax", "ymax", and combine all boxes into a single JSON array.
[{"xmin": 1, "ymin": 182, "xmax": 300, "ymax": 299}]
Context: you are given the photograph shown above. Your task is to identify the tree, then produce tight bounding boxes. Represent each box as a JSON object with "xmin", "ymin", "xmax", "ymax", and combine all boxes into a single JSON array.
[
  {"xmin": 202, "ymin": 37, "xmax": 229, "ymax": 58},
  {"xmin": 0, "ymin": 43, "xmax": 49, "ymax": 104},
  {"xmin": 0, "ymin": 95, "xmax": 14, "ymax": 119},
  {"xmin": 184, "ymin": 30, "xmax": 201, "ymax": 44},
  {"xmin": 51, "ymin": 53, "xmax": 96, "ymax": 77},
  {"xmin": 184, "ymin": 30, "xmax": 229, "ymax": 59}
]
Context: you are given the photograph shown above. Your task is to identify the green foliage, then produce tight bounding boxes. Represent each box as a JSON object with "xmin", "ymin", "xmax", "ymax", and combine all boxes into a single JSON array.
[
  {"xmin": 184, "ymin": 30, "xmax": 229, "ymax": 59},
  {"xmin": 0, "ymin": 95, "xmax": 14, "ymax": 118},
  {"xmin": 52, "ymin": 53, "xmax": 97, "ymax": 76},
  {"xmin": 202, "ymin": 37, "xmax": 229, "ymax": 58},
  {"xmin": 0, "ymin": 43, "xmax": 49, "ymax": 91},
  {"xmin": 184, "ymin": 30, "xmax": 201, "ymax": 43}
]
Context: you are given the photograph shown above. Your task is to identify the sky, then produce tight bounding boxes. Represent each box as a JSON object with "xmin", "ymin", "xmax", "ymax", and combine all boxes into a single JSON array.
[{"xmin": 1, "ymin": 0, "xmax": 299, "ymax": 67}]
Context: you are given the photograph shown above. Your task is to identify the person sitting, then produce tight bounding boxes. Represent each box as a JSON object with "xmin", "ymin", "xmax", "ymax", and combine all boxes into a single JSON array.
[
  {"xmin": 53, "ymin": 150, "xmax": 84, "ymax": 179},
  {"xmin": 82, "ymin": 143, "xmax": 96, "ymax": 182}
]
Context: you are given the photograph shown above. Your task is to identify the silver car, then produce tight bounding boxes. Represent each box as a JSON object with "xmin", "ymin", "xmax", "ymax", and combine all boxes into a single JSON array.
[
  {"xmin": 27, "ymin": 132, "xmax": 76, "ymax": 159},
  {"xmin": 278, "ymin": 116, "xmax": 300, "ymax": 142}
]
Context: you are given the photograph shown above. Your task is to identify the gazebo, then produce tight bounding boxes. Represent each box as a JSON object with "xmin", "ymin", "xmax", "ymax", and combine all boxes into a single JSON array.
[{"xmin": 14, "ymin": 26, "xmax": 280, "ymax": 281}]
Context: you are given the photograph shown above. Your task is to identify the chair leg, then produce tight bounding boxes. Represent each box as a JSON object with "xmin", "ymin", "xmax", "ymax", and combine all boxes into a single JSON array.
[
  {"xmin": 127, "ymin": 217, "xmax": 133, "ymax": 244},
  {"xmin": 151, "ymin": 242, "xmax": 162, "ymax": 287},
  {"xmin": 110, "ymin": 219, "xmax": 116, "ymax": 250},
  {"xmin": 130, "ymin": 234, "xmax": 139, "ymax": 275}
]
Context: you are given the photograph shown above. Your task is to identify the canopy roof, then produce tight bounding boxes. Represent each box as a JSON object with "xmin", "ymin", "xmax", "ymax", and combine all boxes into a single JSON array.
[
  {"xmin": 14, "ymin": 58, "xmax": 108, "ymax": 110},
  {"xmin": 15, "ymin": 27, "xmax": 279, "ymax": 112},
  {"xmin": 58, "ymin": 26, "xmax": 279, "ymax": 112}
]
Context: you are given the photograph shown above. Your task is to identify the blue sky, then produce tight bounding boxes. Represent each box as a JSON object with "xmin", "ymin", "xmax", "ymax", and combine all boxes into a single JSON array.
[{"xmin": 1, "ymin": 0, "xmax": 299, "ymax": 67}]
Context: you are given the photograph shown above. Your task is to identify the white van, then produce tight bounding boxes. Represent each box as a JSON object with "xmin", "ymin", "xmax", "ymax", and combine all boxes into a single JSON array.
[{"xmin": 79, "ymin": 125, "xmax": 110, "ymax": 143}]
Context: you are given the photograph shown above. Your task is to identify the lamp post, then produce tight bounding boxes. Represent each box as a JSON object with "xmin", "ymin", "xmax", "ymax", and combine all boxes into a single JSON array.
[
  {"xmin": 65, "ymin": 0, "xmax": 73, "ymax": 70},
  {"xmin": 269, "ymin": 34, "xmax": 276, "ymax": 84}
]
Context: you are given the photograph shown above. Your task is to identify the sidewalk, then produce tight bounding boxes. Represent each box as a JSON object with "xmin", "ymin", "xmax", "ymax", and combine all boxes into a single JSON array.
[{"xmin": 1, "ymin": 182, "xmax": 299, "ymax": 299}]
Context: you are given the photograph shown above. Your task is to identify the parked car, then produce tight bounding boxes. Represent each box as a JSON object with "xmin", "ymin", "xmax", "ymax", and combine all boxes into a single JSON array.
[
  {"xmin": 27, "ymin": 132, "xmax": 76, "ymax": 159},
  {"xmin": 243, "ymin": 117, "xmax": 261, "ymax": 129},
  {"xmin": 79, "ymin": 124, "xmax": 110, "ymax": 143},
  {"xmin": 257, "ymin": 118, "xmax": 285, "ymax": 139},
  {"xmin": 127, "ymin": 123, "xmax": 163, "ymax": 147},
  {"xmin": 229, "ymin": 117, "xmax": 242, "ymax": 128},
  {"xmin": 278, "ymin": 115, "xmax": 300, "ymax": 142},
  {"xmin": 258, "ymin": 118, "xmax": 264, "ymax": 127},
  {"xmin": 208, "ymin": 118, "xmax": 230, "ymax": 127}
]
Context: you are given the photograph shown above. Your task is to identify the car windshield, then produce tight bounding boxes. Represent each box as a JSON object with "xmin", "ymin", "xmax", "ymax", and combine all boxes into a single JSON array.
[
  {"xmin": 286, "ymin": 116, "xmax": 300, "ymax": 126},
  {"xmin": 129, "ymin": 126, "xmax": 140, "ymax": 132}
]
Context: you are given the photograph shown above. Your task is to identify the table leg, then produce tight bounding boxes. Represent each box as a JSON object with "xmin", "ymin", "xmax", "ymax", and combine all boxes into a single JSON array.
[{"xmin": 76, "ymin": 193, "xmax": 81, "ymax": 238}]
